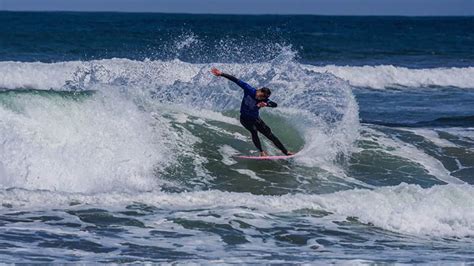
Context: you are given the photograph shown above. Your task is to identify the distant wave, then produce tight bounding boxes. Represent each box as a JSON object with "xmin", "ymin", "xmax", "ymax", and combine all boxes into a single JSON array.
[
  {"xmin": 363, "ymin": 115, "xmax": 474, "ymax": 128},
  {"xmin": 1, "ymin": 60, "xmax": 473, "ymax": 91},
  {"xmin": 307, "ymin": 65, "xmax": 474, "ymax": 89}
]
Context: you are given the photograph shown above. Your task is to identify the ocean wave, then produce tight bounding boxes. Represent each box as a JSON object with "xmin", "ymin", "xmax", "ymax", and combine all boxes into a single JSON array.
[
  {"xmin": 0, "ymin": 88, "xmax": 175, "ymax": 193},
  {"xmin": 363, "ymin": 115, "xmax": 474, "ymax": 128},
  {"xmin": 0, "ymin": 54, "xmax": 359, "ymax": 192},
  {"xmin": 2, "ymin": 60, "xmax": 473, "ymax": 91},
  {"xmin": 0, "ymin": 59, "xmax": 199, "ymax": 91},
  {"xmin": 307, "ymin": 65, "xmax": 474, "ymax": 89},
  {"xmin": 1, "ymin": 183, "xmax": 473, "ymax": 237}
]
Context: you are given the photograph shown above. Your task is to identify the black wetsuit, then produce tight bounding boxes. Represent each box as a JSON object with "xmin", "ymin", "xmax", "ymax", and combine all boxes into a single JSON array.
[{"xmin": 221, "ymin": 73, "xmax": 289, "ymax": 155}]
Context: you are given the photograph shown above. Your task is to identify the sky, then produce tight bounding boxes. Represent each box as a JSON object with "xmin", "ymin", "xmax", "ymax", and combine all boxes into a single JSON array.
[{"xmin": 0, "ymin": 0, "xmax": 473, "ymax": 16}]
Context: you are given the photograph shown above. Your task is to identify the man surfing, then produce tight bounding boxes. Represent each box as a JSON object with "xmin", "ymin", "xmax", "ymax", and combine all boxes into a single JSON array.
[{"xmin": 211, "ymin": 67, "xmax": 293, "ymax": 157}]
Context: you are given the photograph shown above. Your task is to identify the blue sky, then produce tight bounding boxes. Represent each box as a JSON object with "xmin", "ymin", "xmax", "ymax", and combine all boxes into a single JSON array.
[{"xmin": 1, "ymin": 0, "xmax": 473, "ymax": 16}]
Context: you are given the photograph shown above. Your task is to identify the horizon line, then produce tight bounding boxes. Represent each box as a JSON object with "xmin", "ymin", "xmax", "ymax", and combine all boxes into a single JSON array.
[{"xmin": 0, "ymin": 9, "xmax": 473, "ymax": 17}]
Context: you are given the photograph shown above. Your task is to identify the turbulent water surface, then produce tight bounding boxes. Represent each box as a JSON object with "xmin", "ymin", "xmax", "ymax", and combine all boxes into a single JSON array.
[{"xmin": 0, "ymin": 12, "xmax": 473, "ymax": 263}]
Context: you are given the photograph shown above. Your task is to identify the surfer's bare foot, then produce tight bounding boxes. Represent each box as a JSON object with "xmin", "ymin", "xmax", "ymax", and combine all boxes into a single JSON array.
[
  {"xmin": 286, "ymin": 151, "xmax": 294, "ymax": 156},
  {"xmin": 260, "ymin": 151, "xmax": 268, "ymax": 157}
]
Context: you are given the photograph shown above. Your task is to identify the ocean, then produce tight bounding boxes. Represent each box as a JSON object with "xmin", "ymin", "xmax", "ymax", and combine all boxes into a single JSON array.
[{"xmin": 0, "ymin": 12, "xmax": 473, "ymax": 263}]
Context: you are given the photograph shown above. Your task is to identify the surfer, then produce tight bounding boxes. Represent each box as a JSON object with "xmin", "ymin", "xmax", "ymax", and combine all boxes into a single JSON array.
[{"xmin": 211, "ymin": 67, "xmax": 293, "ymax": 157}]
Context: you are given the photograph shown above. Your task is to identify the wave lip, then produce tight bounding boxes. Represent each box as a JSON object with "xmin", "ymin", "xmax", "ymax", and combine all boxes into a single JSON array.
[{"xmin": 308, "ymin": 65, "xmax": 474, "ymax": 89}]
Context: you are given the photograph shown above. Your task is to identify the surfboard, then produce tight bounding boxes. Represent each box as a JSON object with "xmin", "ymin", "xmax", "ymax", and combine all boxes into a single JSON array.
[{"xmin": 235, "ymin": 154, "xmax": 297, "ymax": 160}]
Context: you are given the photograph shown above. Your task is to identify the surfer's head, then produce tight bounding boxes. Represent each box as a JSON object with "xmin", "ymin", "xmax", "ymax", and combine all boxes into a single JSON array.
[{"xmin": 256, "ymin": 87, "xmax": 271, "ymax": 100}]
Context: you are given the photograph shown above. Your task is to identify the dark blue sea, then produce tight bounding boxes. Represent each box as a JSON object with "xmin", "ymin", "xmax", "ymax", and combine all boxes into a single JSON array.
[{"xmin": 0, "ymin": 12, "xmax": 473, "ymax": 263}]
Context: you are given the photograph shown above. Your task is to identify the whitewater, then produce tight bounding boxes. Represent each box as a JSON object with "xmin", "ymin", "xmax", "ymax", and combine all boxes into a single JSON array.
[
  {"xmin": 1, "ymin": 54, "xmax": 473, "ymax": 262},
  {"xmin": 2, "ymin": 59, "xmax": 474, "ymax": 91}
]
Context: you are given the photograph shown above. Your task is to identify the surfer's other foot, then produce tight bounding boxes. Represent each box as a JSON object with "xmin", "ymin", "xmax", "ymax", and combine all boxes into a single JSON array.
[
  {"xmin": 286, "ymin": 151, "xmax": 294, "ymax": 156},
  {"xmin": 260, "ymin": 151, "xmax": 269, "ymax": 157}
]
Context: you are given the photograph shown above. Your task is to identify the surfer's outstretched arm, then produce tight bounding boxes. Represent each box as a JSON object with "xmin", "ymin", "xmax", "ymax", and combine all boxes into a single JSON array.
[{"xmin": 211, "ymin": 67, "xmax": 256, "ymax": 94}]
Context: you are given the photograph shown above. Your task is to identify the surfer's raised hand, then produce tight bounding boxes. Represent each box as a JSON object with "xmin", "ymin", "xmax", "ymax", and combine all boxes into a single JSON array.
[{"xmin": 211, "ymin": 67, "xmax": 222, "ymax": 76}]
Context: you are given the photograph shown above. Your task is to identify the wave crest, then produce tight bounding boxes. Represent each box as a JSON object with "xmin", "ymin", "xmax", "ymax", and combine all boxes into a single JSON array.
[{"xmin": 308, "ymin": 65, "xmax": 474, "ymax": 89}]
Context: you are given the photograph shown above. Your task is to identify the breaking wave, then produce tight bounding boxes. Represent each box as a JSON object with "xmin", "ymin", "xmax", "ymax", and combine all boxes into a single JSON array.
[{"xmin": 308, "ymin": 65, "xmax": 474, "ymax": 89}]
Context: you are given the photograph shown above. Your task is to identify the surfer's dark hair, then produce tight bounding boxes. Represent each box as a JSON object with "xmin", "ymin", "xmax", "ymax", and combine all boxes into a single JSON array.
[{"xmin": 259, "ymin": 87, "xmax": 271, "ymax": 97}]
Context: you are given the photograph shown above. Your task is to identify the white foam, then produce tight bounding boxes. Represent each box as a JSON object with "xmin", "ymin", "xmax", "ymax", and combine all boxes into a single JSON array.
[
  {"xmin": 321, "ymin": 183, "xmax": 474, "ymax": 237},
  {"xmin": 1, "ymin": 183, "xmax": 473, "ymax": 237},
  {"xmin": 0, "ymin": 88, "xmax": 174, "ymax": 193},
  {"xmin": 407, "ymin": 128, "xmax": 457, "ymax": 148},
  {"xmin": 439, "ymin": 128, "xmax": 474, "ymax": 143},
  {"xmin": 0, "ymin": 58, "xmax": 201, "ymax": 91},
  {"xmin": 1, "ymin": 60, "xmax": 473, "ymax": 91},
  {"xmin": 0, "ymin": 60, "xmax": 82, "ymax": 90},
  {"xmin": 163, "ymin": 105, "xmax": 241, "ymax": 126},
  {"xmin": 307, "ymin": 65, "xmax": 474, "ymax": 89},
  {"xmin": 361, "ymin": 127, "xmax": 464, "ymax": 184},
  {"xmin": 234, "ymin": 169, "xmax": 265, "ymax": 182},
  {"xmin": 218, "ymin": 145, "xmax": 239, "ymax": 165}
]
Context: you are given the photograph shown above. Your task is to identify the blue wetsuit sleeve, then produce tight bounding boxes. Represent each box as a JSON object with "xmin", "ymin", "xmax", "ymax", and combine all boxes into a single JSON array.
[{"xmin": 221, "ymin": 73, "xmax": 256, "ymax": 95}]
